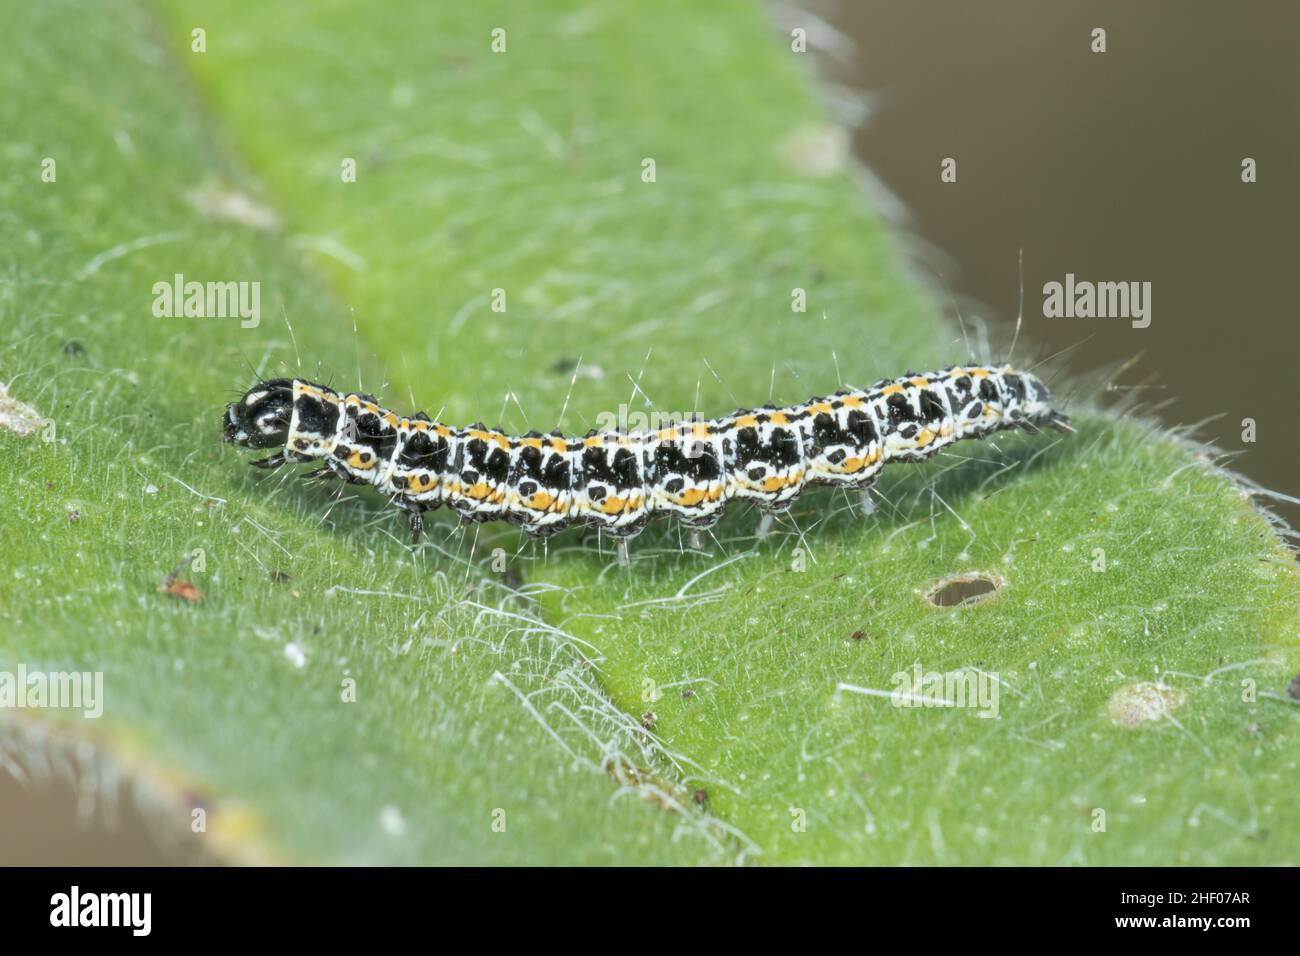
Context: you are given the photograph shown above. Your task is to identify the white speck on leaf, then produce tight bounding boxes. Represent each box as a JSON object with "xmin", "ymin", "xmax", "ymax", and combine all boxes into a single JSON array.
[
  {"xmin": 0, "ymin": 382, "xmax": 50, "ymax": 437},
  {"xmin": 780, "ymin": 124, "xmax": 849, "ymax": 177},
  {"xmin": 1108, "ymin": 681, "xmax": 1187, "ymax": 728},
  {"xmin": 380, "ymin": 805, "xmax": 407, "ymax": 836},
  {"xmin": 185, "ymin": 182, "xmax": 278, "ymax": 230},
  {"xmin": 284, "ymin": 642, "xmax": 307, "ymax": 669}
]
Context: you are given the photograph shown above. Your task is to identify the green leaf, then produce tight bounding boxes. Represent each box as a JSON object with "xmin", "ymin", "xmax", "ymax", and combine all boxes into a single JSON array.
[{"xmin": 1, "ymin": 0, "xmax": 1296, "ymax": 865}]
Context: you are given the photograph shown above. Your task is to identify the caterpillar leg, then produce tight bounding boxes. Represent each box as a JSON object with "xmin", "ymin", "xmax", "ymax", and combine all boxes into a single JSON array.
[
  {"xmin": 326, "ymin": 459, "xmax": 374, "ymax": 485},
  {"xmin": 386, "ymin": 495, "xmax": 431, "ymax": 543},
  {"xmin": 858, "ymin": 488, "xmax": 876, "ymax": 517},
  {"xmin": 685, "ymin": 528, "xmax": 705, "ymax": 552},
  {"xmin": 1046, "ymin": 411, "xmax": 1074, "ymax": 434},
  {"xmin": 522, "ymin": 516, "xmax": 571, "ymax": 539},
  {"xmin": 249, "ymin": 453, "xmax": 287, "ymax": 470},
  {"xmin": 752, "ymin": 492, "xmax": 800, "ymax": 538},
  {"xmin": 300, "ymin": 466, "xmax": 339, "ymax": 482},
  {"xmin": 615, "ymin": 539, "xmax": 630, "ymax": 568}
]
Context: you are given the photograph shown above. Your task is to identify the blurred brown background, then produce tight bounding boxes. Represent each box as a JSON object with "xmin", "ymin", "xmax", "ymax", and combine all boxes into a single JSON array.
[
  {"xmin": 806, "ymin": 0, "xmax": 1300, "ymax": 527},
  {"xmin": 0, "ymin": 770, "xmax": 174, "ymax": 865}
]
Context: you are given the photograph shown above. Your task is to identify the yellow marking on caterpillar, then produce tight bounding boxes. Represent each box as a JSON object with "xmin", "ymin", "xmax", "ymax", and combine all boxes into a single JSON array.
[
  {"xmin": 299, "ymin": 384, "xmax": 328, "ymax": 401},
  {"xmin": 407, "ymin": 473, "xmax": 436, "ymax": 494},
  {"xmin": 466, "ymin": 429, "xmax": 510, "ymax": 450}
]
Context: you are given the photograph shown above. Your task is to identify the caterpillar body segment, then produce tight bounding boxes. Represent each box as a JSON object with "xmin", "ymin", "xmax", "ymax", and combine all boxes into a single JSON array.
[{"xmin": 223, "ymin": 365, "xmax": 1070, "ymax": 544}]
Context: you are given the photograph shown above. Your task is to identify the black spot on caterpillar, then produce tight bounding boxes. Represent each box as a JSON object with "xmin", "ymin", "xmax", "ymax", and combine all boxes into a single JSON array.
[{"xmin": 223, "ymin": 364, "xmax": 1071, "ymax": 548}]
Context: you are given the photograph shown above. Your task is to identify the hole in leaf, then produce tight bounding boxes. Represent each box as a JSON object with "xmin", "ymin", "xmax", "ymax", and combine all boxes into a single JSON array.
[{"xmin": 926, "ymin": 573, "xmax": 1002, "ymax": 608}]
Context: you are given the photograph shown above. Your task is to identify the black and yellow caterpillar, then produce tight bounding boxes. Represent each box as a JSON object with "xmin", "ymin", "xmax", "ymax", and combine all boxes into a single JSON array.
[{"xmin": 224, "ymin": 364, "xmax": 1070, "ymax": 546}]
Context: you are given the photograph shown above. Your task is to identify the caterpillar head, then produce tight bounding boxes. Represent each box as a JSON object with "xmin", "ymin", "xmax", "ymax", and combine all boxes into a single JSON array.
[
  {"xmin": 1016, "ymin": 370, "xmax": 1074, "ymax": 433},
  {"xmin": 225, "ymin": 379, "xmax": 294, "ymax": 448}
]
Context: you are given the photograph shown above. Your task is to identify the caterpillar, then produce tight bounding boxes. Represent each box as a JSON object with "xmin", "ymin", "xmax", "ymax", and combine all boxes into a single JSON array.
[{"xmin": 223, "ymin": 364, "xmax": 1071, "ymax": 557}]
